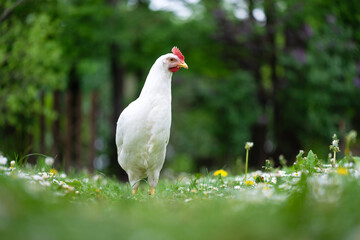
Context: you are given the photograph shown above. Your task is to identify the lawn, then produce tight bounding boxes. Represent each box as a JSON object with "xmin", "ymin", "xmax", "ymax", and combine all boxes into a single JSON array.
[{"xmin": 1, "ymin": 148, "xmax": 360, "ymax": 240}]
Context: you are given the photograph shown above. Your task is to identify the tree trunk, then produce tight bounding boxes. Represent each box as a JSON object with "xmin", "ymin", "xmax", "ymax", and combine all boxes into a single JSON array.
[
  {"xmin": 106, "ymin": 0, "xmax": 127, "ymax": 180},
  {"xmin": 247, "ymin": 0, "xmax": 268, "ymax": 167},
  {"xmin": 247, "ymin": 0, "xmax": 255, "ymax": 22},
  {"xmin": 65, "ymin": 65, "xmax": 82, "ymax": 171},
  {"xmin": 108, "ymin": 43, "xmax": 127, "ymax": 179},
  {"xmin": 39, "ymin": 92, "xmax": 45, "ymax": 154},
  {"xmin": 52, "ymin": 90, "xmax": 64, "ymax": 168},
  {"xmin": 264, "ymin": 0, "xmax": 284, "ymax": 165},
  {"xmin": 89, "ymin": 91, "xmax": 98, "ymax": 173},
  {"xmin": 265, "ymin": 1, "xmax": 301, "ymax": 164}
]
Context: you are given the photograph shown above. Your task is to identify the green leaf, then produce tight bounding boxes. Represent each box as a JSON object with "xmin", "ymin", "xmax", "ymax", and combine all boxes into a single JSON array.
[
  {"xmin": 306, "ymin": 150, "xmax": 316, "ymax": 173},
  {"xmin": 353, "ymin": 156, "xmax": 360, "ymax": 163}
]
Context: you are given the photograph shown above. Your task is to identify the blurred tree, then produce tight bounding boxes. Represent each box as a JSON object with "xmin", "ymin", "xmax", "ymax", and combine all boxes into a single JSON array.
[
  {"xmin": 276, "ymin": 0, "xmax": 359, "ymax": 159},
  {"xmin": 0, "ymin": 0, "xmax": 66, "ymax": 157}
]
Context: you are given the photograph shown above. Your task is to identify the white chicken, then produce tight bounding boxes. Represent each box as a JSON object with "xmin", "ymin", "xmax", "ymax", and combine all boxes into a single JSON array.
[{"xmin": 116, "ymin": 47, "xmax": 188, "ymax": 195}]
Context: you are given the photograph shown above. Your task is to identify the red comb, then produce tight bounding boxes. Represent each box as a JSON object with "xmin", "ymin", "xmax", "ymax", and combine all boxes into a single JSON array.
[{"xmin": 171, "ymin": 46, "xmax": 185, "ymax": 61}]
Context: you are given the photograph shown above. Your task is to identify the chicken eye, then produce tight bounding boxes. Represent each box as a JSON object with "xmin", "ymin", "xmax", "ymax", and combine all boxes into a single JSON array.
[{"xmin": 170, "ymin": 58, "xmax": 175, "ymax": 62}]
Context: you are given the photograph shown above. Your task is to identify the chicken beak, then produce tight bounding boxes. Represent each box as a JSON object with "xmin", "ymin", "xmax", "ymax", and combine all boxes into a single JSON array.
[{"xmin": 177, "ymin": 61, "xmax": 188, "ymax": 69}]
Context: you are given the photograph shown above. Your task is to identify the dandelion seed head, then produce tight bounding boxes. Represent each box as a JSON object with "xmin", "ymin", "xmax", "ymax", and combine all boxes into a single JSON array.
[{"xmin": 45, "ymin": 157, "xmax": 54, "ymax": 166}]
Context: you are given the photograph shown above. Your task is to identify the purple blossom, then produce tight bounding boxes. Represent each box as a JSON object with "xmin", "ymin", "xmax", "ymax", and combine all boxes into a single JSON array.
[
  {"xmin": 326, "ymin": 15, "xmax": 336, "ymax": 24},
  {"xmin": 304, "ymin": 24, "xmax": 313, "ymax": 38},
  {"xmin": 292, "ymin": 48, "xmax": 306, "ymax": 64},
  {"xmin": 354, "ymin": 76, "xmax": 360, "ymax": 88}
]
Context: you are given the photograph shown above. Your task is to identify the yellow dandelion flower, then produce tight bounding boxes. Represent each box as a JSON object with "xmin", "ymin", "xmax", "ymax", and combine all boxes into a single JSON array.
[
  {"xmin": 245, "ymin": 180, "xmax": 255, "ymax": 186},
  {"xmin": 337, "ymin": 167, "xmax": 348, "ymax": 176},
  {"xmin": 49, "ymin": 168, "xmax": 58, "ymax": 176},
  {"xmin": 214, "ymin": 169, "xmax": 228, "ymax": 177}
]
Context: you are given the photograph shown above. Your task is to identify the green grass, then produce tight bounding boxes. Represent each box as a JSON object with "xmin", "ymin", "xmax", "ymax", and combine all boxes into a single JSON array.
[{"xmin": 1, "ymin": 155, "xmax": 360, "ymax": 240}]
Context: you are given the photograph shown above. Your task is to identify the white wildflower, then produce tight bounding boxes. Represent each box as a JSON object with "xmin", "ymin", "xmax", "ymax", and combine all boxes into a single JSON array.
[
  {"xmin": 42, "ymin": 172, "xmax": 49, "ymax": 180},
  {"xmin": 234, "ymin": 185, "xmax": 241, "ymax": 190},
  {"xmin": 93, "ymin": 174, "xmax": 102, "ymax": 181},
  {"xmin": 60, "ymin": 173, "xmax": 67, "ymax": 178},
  {"xmin": 45, "ymin": 157, "xmax": 54, "ymax": 166},
  {"xmin": 262, "ymin": 173, "xmax": 271, "ymax": 182},
  {"xmin": 344, "ymin": 162, "xmax": 354, "ymax": 168},
  {"xmin": 271, "ymin": 177, "xmax": 277, "ymax": 184},
  {"xmin": 0, "ymin": 156, "xmax": 8, "ymax": 165},
  {"xmin": 17, "ymin": 172, "xmax": 31, "ymax": 179},
  {"xmin": 245, "ymin": 142, "xmax": 254, "ymax": 150},
  {"xmin": 32, "ymin": 175, "xmax": 43, "ymax": 181},
  {"xmin": 276, "ymin": 170, "xmax": 287, "ymax": 177},
  {"xmin": 291, "ymin": 172, "xmax": 301, "ymax": 177},
  {"xmin": 39, "ymin": 181, "xmax": 50, "ymax": 187},
  {"xmin": 235, "ymin": 176, "xmax": 242, "ymax": 181},
  {"xmin": 64, "ymin": 185, "xmax": 75, "ymax": 191},
  {"xmin": 0, "ymin": 166, "xmax": 10, "ymax": 171},
  {"xmin": 10, "ymin": 161, "xmax": 15, "ymax": 168},
  {"xmin": 314, "ymin": 167, "xmax": 321, "ymax": 171}
]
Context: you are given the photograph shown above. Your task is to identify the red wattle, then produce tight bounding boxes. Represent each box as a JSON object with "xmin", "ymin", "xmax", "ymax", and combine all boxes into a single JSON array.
[{"xmin": 169, "ymin": 67, "xmax": 180, "ymax": 73}]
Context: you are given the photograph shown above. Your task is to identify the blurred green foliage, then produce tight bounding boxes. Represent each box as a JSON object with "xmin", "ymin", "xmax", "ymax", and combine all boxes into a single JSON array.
[
  {"xmin": 0, "ymin": 0, "xmax": 359, "ymax": 172},
  {"xmin": 0, "ymin": 7, "xmax": 65, "ymax": 127}
]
